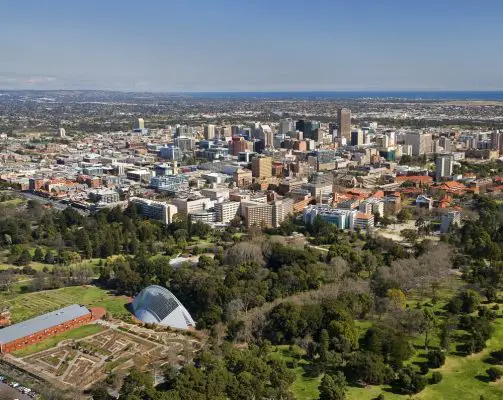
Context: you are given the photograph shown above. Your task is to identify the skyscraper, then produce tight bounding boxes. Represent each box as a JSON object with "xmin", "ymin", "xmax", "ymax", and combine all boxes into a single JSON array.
[
  {"xmin": 279, "ymin": 118, "xmax": 294, "ymax": 135},
  {"xmin": 337, "ymin": 108, "xmax": 351, "ymax": 140},
  {"xmin": 351, "ymin": 130, "xmax": 364, "ymax": 146},
  {"xmin": 491, "ymin": 130, "xmax": 502, "ymax": 153},
  {"xmin": 436, "ymin": 154, "xmax": 454, "ymax": 181},
  {"xmin": 204, "ymin": 124, "xmax": 216, "ymax": 140},
  {"xmin": 133, "ymin": 118, "xmax": 145, "ymax": 131}
]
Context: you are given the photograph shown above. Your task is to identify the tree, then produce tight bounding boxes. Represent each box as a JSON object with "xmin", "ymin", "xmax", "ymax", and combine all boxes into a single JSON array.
[
  {"xmin": 319, "ymin": 372, "xmax": 347, "ymax": 400},
  {"xmin": 387, "ymin": 288, "xmax": 406, "ymax": 310},
  {"xmin": 486, "ymin": 367, "xmax": 503, "ymax": 382},
  {"xmin": 427, "ymin": 349, "xmax": 445, "ymax": 368},
  {"xmin": 44, "ymin": 250, "xmax": 55, "ymax": 264},
  {"xmin": 33, "ymin": 246, "xmax": 45, "ymax": 262},
  {"xmin": 397, "ymin": 209, "xmax": 412, "ymax": 223},
  {"xmin": 91, "ymin": 386, "xmax": 113, "ymax": 400},
  {"xmin": 16, "ymin": 248, "xmax": 32, "ymax": 266},
  {"xmin": 401, "ymin": 229, "xmax": 419, "ymax": 243}
]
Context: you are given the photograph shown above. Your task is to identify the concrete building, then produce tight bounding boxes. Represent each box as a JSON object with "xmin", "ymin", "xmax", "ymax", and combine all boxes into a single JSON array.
[
  {"xmin": 233, "ymin": 169, "xmax": 253, "ymax": 188},
  {"xmin": 242, "ymin": 198, "xmax": 293, "ymax": 228},
  {"xmin": 337, "ymin": 108, "xmax": 351, "ymax": 139},
  {"xmin": 204, "ymin": 124, "xmax": 216, "ymax": 140},
  {"xmin": 303, "ymin": 205, "xmax": 357, "ymax": 230},
  {"xmin": 252, "ymin": 156, "xmax": 272, "ymax": 179},
  {"xmin": 172, "ymin": 197, "xmax": 213, "ymax": 214},
  {"xmin": 58, "ymin": 128, "xmax": 66, "ymax": 138},
  {"xmin": 351, "ymin": 130, "xmax": 364, "ymax": 146},
  {"xmin": 272, "ymin": 198, "xmax": 294, "ymax": 227},
  {"xmin": 130, "ymin": 197, "xmax": 178, "ymax": 225},
  {"xmin": 439, "ymin": 136, "xmax": 453, "ymax": 153},
  {"xmin": 159, "ymin": 146, "xmax": 183, "ymax": 161},
  {"xmin": 279, "ymin": 118, "xmax": 294, "ymax": 135},
  {"xmin": 441, "ymin": 210, "xmax": 461, "ymax": 233},
  {"xmin": 403, "ymin": 132, "xmax": 434, "ymax": 156},
  {"xmin": 359, "ymin": 198, "xmax": 384, "ymax": 217},
  {"xmin": 126, "ymin": 169, "xmax": 151, "ymax": 183},
  {"xmin": 354, "ymin": 212, "xmax": 375, "ymax": 230},
  {"xmin": 133, "ymin": 118, "xmax": 145, "ymax": 131},
  {"xmin": 436, "ymin": 154, "xmax": 454, "ymax": 181},
  {"xmin": 88, "ymin": 189, "xmax": 120, "ymax": 204},
  {"xmin": 189, "ymin": 210, "xmax": 216, "ymax": 224},
  {"xmin": 215, "ymin": 201, "xmax": 241, "ymax": 223}
]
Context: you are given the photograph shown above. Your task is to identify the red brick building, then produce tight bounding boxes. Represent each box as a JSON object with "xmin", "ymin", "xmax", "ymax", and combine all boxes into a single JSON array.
[{"xmin": 0, "ymin": 304, "xmax": 92, "ymax": 353}]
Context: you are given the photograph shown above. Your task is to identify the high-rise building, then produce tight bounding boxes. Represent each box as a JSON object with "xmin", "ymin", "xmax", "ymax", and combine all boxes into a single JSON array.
[
  {"xmin": 175, "ymin": 137, "xmax": 195, "ymax": 152},
  {"xmin": 436, "ymin": 154, "xmax": 454, "ymax": 181},
  {"xmin": 351, "ymin": 130, "xmax": 364, "ymax": 146},
  {"xmin": 252, "ymin": 156, "xmax": 272, "ymax": 179},
  {"xmin": 133, "ymin": 118, "xmax": 145, "ymax": 131},
  {"xmin": 295, "ymin": 120, "xmax": 320, "ymax": 140},
  {"xmin": 404, "ymin": 132, "xmax": 434, "ymax": 156},
  {"xmin": 221, "ymin": 126, "xmax": 232, "ymax": 137},
  {"xmin": 58, "ymin": 128, "xmax": 66, "ymax": 138},
  {"xmin": 439, "ymin": 136, "xmax": 453, "ymax": 153},
  {"xmin": 491, "ymin": 130, "xmax": 502, "ymax": 153},
  {"xmin": 231, "ymin": 136, "xmax": 249, "ymax": 156},
  {"xmin": 337, "ymin": 108, "xmax": 351, "ymax": 140},
  {"xmin": 204, "ymin": 124, "xmax": 216, "ymax": 140},
  {"xmin": 279, "ymin": 118, "xmax": 294, "ymax": 135},
  {"xmin": 259, "ymin": 125, "xmax": 274, "ymax": 147}
]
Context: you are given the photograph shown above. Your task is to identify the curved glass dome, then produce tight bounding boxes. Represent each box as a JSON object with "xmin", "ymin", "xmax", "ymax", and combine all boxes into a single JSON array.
[{"xmin": 132, "ymin": 285, "xmax": 195, "ymax": 330}]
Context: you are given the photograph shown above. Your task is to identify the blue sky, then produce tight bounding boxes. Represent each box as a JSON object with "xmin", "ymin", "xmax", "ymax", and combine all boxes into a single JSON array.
[{"xmin": 1, "ymin": 0, "xmax": 503, "ymax": 91}]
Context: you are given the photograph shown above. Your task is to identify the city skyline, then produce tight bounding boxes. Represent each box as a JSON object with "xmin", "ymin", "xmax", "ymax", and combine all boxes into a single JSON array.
[{"xmin": 1, "ymin": 0, "xmax": 503, "ymax": 91}]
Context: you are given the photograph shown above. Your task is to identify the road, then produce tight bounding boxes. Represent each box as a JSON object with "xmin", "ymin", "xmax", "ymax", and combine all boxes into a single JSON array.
[{"xmin": 0, "ymin": 382, "xmax": 31, "ymax": 400}]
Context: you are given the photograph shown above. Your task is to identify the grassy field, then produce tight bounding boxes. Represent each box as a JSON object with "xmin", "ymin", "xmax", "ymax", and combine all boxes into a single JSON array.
[
  {"xmin": 12, "ymin": 324, "xmax": 104, "ymax": 357},
  {"xmin": 275, "ymin": 313, "xmax": 503, "ymax": 400},
  {"xmin": 0, "ymin": 286, "xmax": 129, "ymax": 323}
]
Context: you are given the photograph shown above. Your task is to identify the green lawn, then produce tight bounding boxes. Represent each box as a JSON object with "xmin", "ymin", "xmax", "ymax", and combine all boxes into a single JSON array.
[
  {"xmin": 12, "ymin": 324, "xmax": 104, "ymax": 357},
  {"xmin": 0, "ymin": 286, "xmax": 129, "ymax": 323},
  {"xmin": 275, "ymin": 314, "xmax": 503, "ymax": 400}
]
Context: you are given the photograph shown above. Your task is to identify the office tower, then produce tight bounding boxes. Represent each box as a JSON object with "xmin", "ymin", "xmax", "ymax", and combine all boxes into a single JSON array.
[
  {"xmin": 204, "ymin": 124, "xmax": 216, "ymax": 140},
  {"xmin": 491, "ymin": 130, "xmax": 502, "ymax": 152},
  {"xmin": 279, "ymin": 118, "xmax": 294, "ymax": 135},
  {"xmin": 133, "ymin": 118, "xmax": 145, "ymax": 131},
  {"xmin": 385, "ymin": 130, "xmax": 396, "ymax": 146},
  {"xmin": 231, "ymin": 125, "xmax": 240, "ymax": 136},
  {"xmin": 295, "ymin": 120, "xmax": 320, "ymax": 140},
  {"xmin": 231, "ymin": 136, "xmax": 249, "ymax": 156},
  {"xmin": 337, "ymin": 108, "xmax": 351, "ymax": 139},
  {"xmin": 221, "ymin": 126, "xmax": 232, "ymax": 137},
  {"xmin": 260, "ymin": 125, "xmax": 274, "ymax": 147},
  {"xmin": 404, "ymin": 132, "xmax": 434, "ymax": 156},
  {"xmin": 174, "ymin": 137, "xmax": 195, "ymax": 152},
  {"xmin": 436, "ymin": 154, "xmax": 454, "ymax": 181},
  {"xmin": 439, "ymin": 136, "xmax": 452, "ymax": 153},
  {"xmin": 252, "ymin": 156, "xmax": 272, "ymax": 179},
  {"xmin": 351, "ymin": 130, "xmax": 364, "ymax": 146},
  {"xmin": 58, "ymin": 128, "xmax": 66, "ymax": 138}
]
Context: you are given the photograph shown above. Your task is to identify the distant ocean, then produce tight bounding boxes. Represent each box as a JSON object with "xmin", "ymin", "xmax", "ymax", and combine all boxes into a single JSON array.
[{"xmin": 186, "ymin": 91, "xmax": 503, "ymax": 101}]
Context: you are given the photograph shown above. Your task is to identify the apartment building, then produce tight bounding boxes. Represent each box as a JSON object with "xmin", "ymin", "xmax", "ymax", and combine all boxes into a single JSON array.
[{"xmin": 130, "ymin": 197, "xmax": 178, "ymax": 225}]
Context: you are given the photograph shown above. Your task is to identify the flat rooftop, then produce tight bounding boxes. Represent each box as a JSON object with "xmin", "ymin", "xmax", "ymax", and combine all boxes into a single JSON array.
[{"xmin": 0, "ymin": 304, "xmax": 90, "ymax": 344}]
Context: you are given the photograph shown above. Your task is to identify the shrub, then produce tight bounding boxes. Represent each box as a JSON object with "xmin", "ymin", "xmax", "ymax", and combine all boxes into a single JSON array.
[
  {"xmin": 486, "ymin": 367, "xmax": 503, "ymax": 382},
  {"xmin": 430, "ymin": 372, "xmax": 443, "ymax": 384},
  {"xmin": 427, "ymin": 349, "xmax": 446, "ymax": 368}
]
